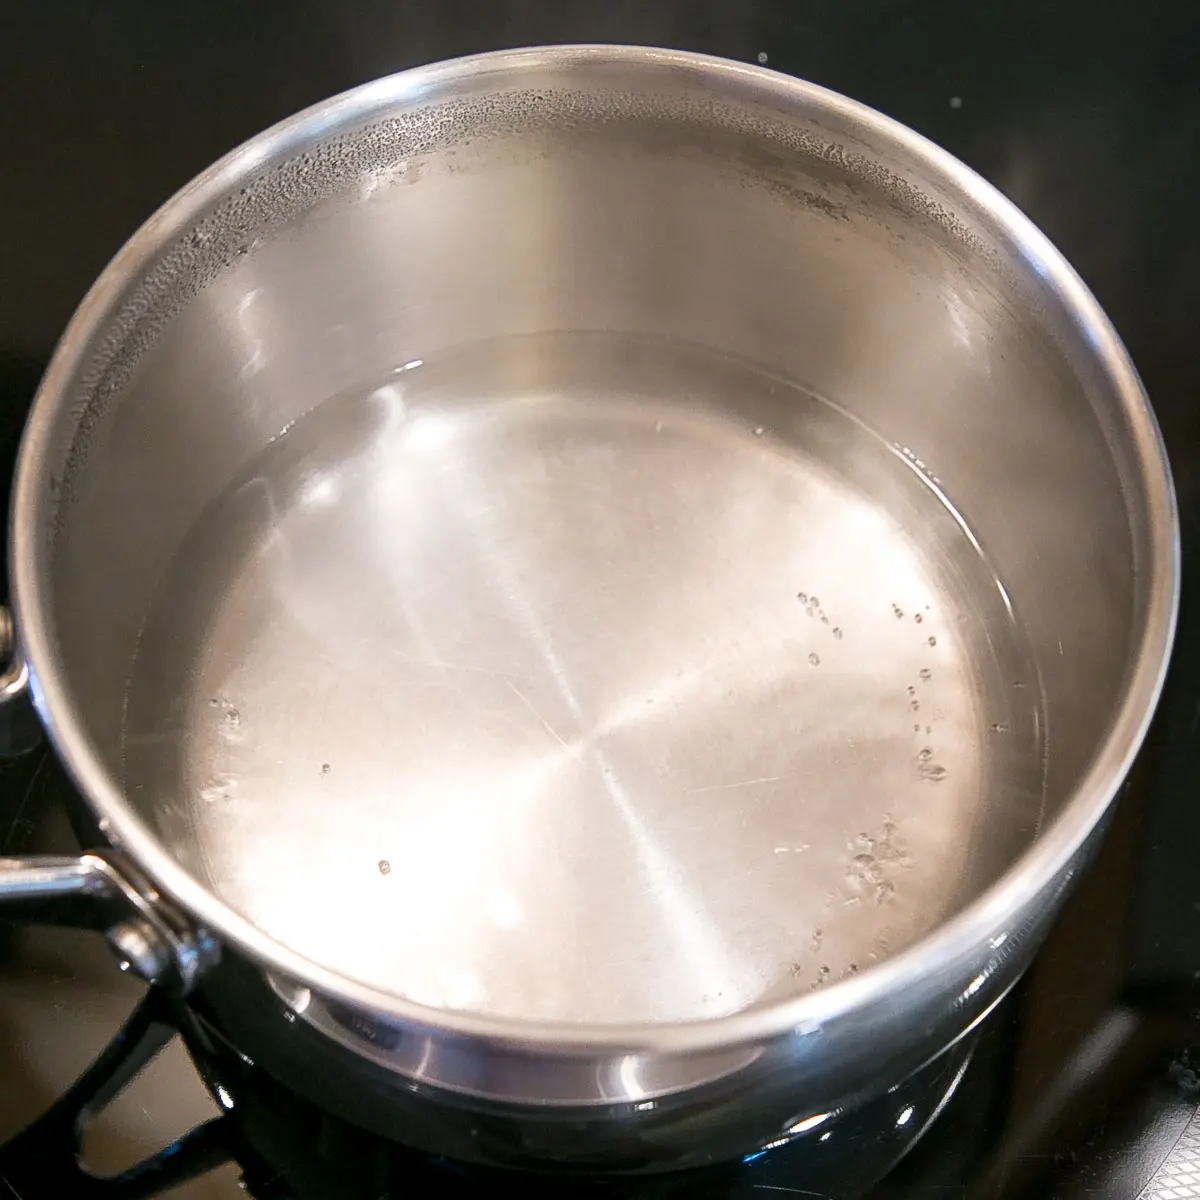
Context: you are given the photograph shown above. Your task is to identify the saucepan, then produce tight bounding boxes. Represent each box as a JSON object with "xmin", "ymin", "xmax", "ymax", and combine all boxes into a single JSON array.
[{"xmin": 0, "ymin": 46, "xmax": 1177, "ymax": 1173}]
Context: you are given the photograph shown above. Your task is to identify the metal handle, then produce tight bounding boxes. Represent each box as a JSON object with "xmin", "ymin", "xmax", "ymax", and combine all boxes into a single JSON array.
[
  {"xmin": 0, "ymin": 848, "xmax": 219, "ymax": 994},
  {"xmin": 0, "ymin": 603, "xmax": 42, "ymax": 755},
  {"xmin": 0, "ymin": 603, "xmax": 217, "ymax": 992}
]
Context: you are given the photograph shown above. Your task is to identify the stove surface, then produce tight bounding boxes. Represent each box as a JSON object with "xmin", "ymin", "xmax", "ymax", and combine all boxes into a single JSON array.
[{"xmin": 2, "ymin": 2, "xmax": 1200, "ymax": 1196}]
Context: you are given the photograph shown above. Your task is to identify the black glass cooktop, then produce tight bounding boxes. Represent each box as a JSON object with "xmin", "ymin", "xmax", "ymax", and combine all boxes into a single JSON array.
[{"xmin": 2, "ymin": 3, "xmax": 1199, "ymax": 1196}]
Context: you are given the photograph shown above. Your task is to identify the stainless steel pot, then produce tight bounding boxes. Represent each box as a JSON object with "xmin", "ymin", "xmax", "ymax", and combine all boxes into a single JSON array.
[{"xmin": 0, "ymin": 46, "xmax": 1178, "ymax": 1172}]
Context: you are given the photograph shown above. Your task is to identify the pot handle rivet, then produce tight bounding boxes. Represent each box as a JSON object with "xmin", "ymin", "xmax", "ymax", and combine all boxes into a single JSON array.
[{"xmin": 0, "ymin": 604, "xmax": 42, "ymax": 756}]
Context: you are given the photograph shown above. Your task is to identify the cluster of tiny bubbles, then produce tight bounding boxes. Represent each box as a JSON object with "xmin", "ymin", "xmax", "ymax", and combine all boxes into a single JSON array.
[
  {"xmin": 199, "ymin": 774, "xmax": 237, "ymax": 805},
  {"xmin": 797, "ymin": 591, "xmax": 835, "ymax": 636},
  {"xmin": 842, "ymin": 820, "xmax": 911, "ymax": 909},
  {"xmin": 209, "ymin": 695, "xmax": 243, "ymax": 740}
]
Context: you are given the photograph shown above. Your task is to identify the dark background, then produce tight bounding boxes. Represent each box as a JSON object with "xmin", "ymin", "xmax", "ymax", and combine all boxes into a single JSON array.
[{"xmin": 2, "ymin": 3, "xmax": 1200, "ymax": 1196}]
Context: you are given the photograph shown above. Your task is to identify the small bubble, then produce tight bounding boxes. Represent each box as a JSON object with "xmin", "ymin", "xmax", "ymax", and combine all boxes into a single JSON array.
[
  {"xmin": 810, "ymin": 597, "xmax": 820, "ymax": 607},
  {"xmin": 950, "ymin": 95, "xmax": 963, "ymax": 109},
  {"xmin": 797, "ymin": 592, "xmax": 808, "ymax": 604},
  {"xmin": 757, "ymin": 50, "xmax": 769, "ymax": 64},
  {"xmin": 910, "ymin": 699, "xmax": 920, "ymax": 711},
  {"xmin": 199, "ymin": 776, "xmax": 235, "ymax": 804},
  {"xmin": 925, "ymin": 725, "xmax": 932, "ymax": 734},
  {"xmin": 990, "ymin": 723, "xmax": 1010, "ymax": 734},
  {"xmin": 906, "ymin": 685, "xmax": 916, "ymax": 695},
  {"xmin": 224, "ymin": 708, "xmax": 241, "ymax": 728},
  {"xmin": 209, "ymin": 697, "xmax": 220, "ymax": 708},
  {"xmin": 876, "ymin": 880, "xmax": 896, "ymax": 904},
  {"xmin": 753, "ymin": 426, "xmax": 764, "ymax": 437},
  {"xmin": 914, "ymin": 613, "xmax": 923, "ymax": 624},
  {"xmin": 654, "ymin": 420, "xmax": 663, "ymax": 433},
  {"xmin": 913, "ymin": 723, "xmax": 921, "ymax": 732},
  {"xmin": 928, "ymin": 636, "xmax": 937, "ymax": 647},
  {"xmin": 832, "ymin": 627, "xmax": 843, "ymax": 639},
  {"xmin": 892, "ymin": 604, "xmax": 904, "ymax": 619},
  {"xmin": 808, "ymin": 652, "xmax": 821, "ymax": 666},
  {"xmin": 918, "ymin": 668, "xmax": 932, "ymax": 681},
  {"xmin": 321, "ymin": 762, "xmax": 331, "ymax": 775},
  {"xmin": 1013, "ymin": 679, "xmax": 1025, "ymax": 689},
  {"xmin": 378, "ymin": 859, "xmax": 392, "ymax": 876},
  {"xmin": 918, "ymin": 747, "xmax": 933, "ymax": 762}
]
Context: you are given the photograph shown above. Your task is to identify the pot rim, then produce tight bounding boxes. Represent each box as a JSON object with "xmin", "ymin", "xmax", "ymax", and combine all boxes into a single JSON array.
[{"xmin": 10, "ymin": 44, "xmax": 1180, "ymax": 1055}]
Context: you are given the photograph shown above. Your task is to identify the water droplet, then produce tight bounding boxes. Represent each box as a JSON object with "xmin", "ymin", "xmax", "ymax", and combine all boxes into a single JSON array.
[
  {"xmin": 928, "ymin": 636, "xmax": 937, "ymax": 647},
  {"xmin": 918, "ymin": 668, "xmax": 932, "ymax": 681},
  {"xmin": 832, "ymin": 627, "xmax": 843, "ymax": 639},
  {"xmin": 808, "ymin": 652, "xmax": 821, "ymax": 666},
  {"xmin": 378, "ymin": 859, "xmax": 392, "ymax": 876}
]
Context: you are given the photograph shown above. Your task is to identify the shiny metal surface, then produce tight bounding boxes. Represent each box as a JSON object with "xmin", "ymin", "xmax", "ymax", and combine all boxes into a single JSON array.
[{"xmin": 1, "ymin": 45, "xmax": 1178, "ymax": 1165}]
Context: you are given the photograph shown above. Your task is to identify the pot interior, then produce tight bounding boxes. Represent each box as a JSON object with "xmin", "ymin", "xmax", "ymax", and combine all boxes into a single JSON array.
[{"xmin": 30, "ymin": 50, "xmax": 1158, "ymax": 1026}]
